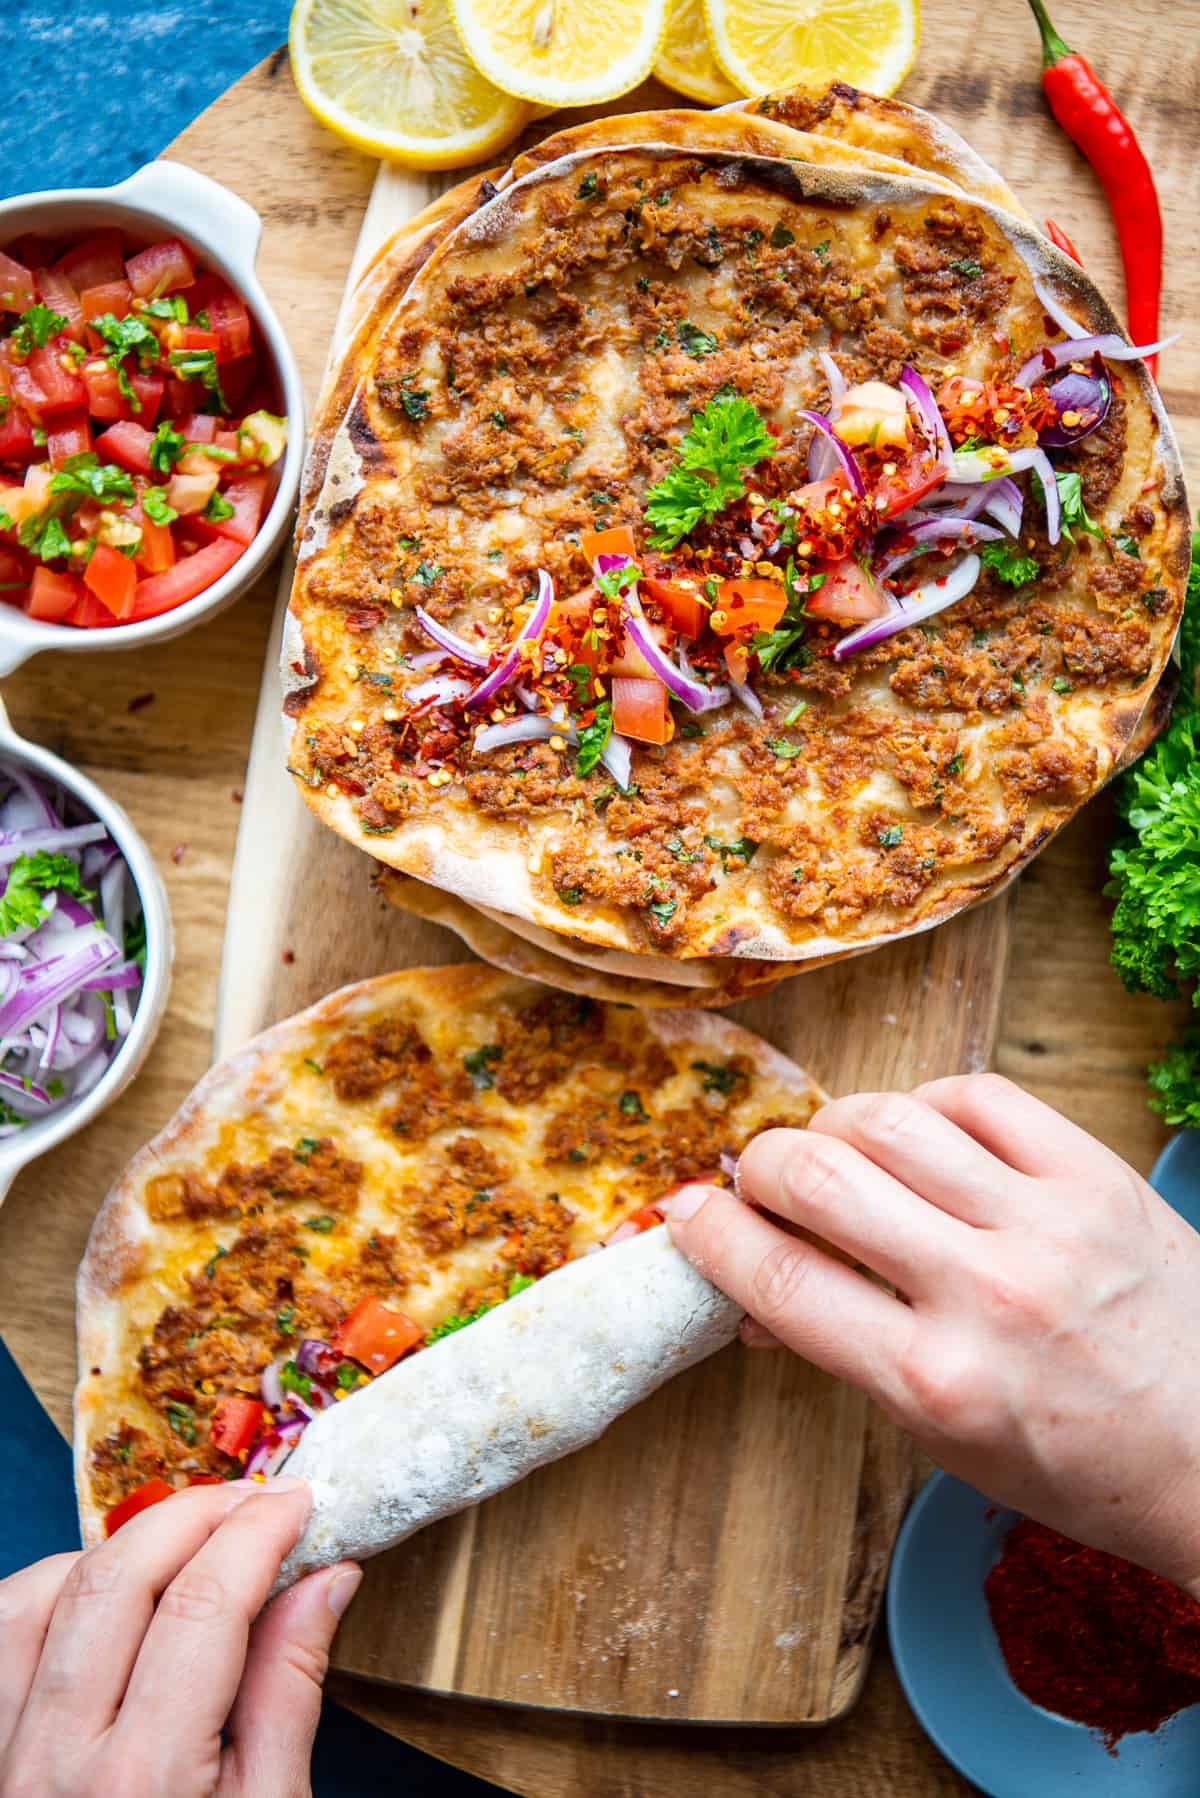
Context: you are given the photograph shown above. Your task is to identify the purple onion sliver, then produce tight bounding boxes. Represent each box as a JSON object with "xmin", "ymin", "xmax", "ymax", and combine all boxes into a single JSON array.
[
  {"xmin": 1014, "ymin": 332, "xmax": 1178, "ymax": 390},
  {"xmin": 1032, "ymin": 277, "xmax": 1091, "ymax": 342},
  {"xmin": 833, "ymin": 555, "xmax": 982, "ymax": 661},
  {"xmin": 1038, "ymin": 364, "xmax": 1112, "ymax": 448},
  {"xmin": 599, "ymin": 731, "xmax": 634, "ymax": 791},
  {"xmin": 474, "ymin": 716, "xmax": 568, "ymax": 755},
  {"xmin": 798, "ymin": 410, "xmax": 864, "ymax": 497},
  {"xmin": 466, "ymin": 569, "xmax": 554, "ymax": 709},
  {"xmin": 898, "ymin": 365, "xmax": 954, "ymax": 468},
  {"xmin": 296, "ymin": 1339, "xmax": 334, "ymax": 1378},
  {"xmin": 0, "ymin": 824, "xmax": 107, "ymax": 863},
  {"xmin": 414, "ymin": 605, "xmax": 489, "ymax": 669},
  {"xmin": 79, "ymin": 963, "xmax": 142, "ymax": 991}
]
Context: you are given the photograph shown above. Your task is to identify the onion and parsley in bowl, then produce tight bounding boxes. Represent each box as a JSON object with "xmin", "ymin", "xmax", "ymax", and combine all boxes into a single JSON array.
[{"xmin": 0, "ymin": 758, "xmax": 144, "ymax": 1130}]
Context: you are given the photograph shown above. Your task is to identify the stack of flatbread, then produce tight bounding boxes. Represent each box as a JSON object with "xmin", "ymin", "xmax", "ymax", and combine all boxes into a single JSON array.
[{"xmin": 282, "ymin": 81, "xmax": 1187, "ymax": 1007}]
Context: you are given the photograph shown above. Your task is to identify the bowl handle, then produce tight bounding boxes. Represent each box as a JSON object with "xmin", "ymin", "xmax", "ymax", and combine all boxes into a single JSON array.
[{"xmin": 112, "ymin": 160, "xmax": 264, "ymax": 287}]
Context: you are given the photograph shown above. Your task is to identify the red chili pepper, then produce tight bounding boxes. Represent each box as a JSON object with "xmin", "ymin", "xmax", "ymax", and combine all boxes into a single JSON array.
[
  {"xmin": 1043, "ymin": 217, "xmax": 1082, "ymax": 265},
  {"xmin": 1027, "ymin": 0, "xmax": 1163, "ymax": 377}
]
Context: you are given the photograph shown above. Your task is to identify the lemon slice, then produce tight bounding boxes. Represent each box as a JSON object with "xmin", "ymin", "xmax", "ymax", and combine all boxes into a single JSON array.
[
  {"xmin": 704, "ymin": 0, "xmax": 918, "ymax": 99},
  {"xmin": 289, "ymin": 0, "xmax": 532, "ymax": 169},
  {"xmin": 655, "ymin": 0, "xmax": 739, "ymax": 104},
  {"xmin": 450, "ymin": 0, "xmax": 667, "ymax": 108}
]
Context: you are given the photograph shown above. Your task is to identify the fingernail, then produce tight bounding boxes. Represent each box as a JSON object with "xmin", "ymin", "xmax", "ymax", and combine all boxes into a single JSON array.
[
  {"xmin": 658, "ymin": 1183, "xmax": 710, "ymax": 1223},
  {"xmin": 327, "ymin": 1564, "xmax": 363, "ymax": 1620}
]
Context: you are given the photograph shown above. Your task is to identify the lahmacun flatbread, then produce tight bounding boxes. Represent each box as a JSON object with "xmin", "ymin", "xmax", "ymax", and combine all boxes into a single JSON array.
[{"xmin": 75, "ymin": 964, "xmax": 823, "ymax": 1552}]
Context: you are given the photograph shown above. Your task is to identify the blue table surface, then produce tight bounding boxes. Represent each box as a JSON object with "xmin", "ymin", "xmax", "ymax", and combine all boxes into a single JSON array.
[{"xmin": 1, "ymin": 11, "xmax": 498, "ymax": 1791}]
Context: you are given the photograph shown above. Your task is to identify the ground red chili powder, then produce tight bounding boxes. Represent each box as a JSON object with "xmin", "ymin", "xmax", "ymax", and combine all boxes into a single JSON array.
[{"xmin": 985, "ymin": 1518, "xmax": 1200, "ymax": 1751}]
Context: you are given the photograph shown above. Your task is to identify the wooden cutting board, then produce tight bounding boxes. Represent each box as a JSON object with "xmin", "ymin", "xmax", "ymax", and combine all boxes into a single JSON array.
[{"xmin": 210, "ymin": 135, "xmax": 1018, "ymax": 1724}]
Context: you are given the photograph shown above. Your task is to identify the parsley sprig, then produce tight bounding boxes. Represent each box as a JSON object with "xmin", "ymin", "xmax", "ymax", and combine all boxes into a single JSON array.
[
  {"xmin": 0, "ymin": 852, "xmax": 94, "ymax": 937},
  {"xmin": 644, "ymin": 394, "xmax": 777, "ymax": 551}
]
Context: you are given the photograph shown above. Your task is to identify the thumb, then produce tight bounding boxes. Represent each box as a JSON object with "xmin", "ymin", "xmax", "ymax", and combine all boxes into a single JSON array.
[{"xmin": 220, "ymin": 1562, "xmax": 362, "ymax": 1798}]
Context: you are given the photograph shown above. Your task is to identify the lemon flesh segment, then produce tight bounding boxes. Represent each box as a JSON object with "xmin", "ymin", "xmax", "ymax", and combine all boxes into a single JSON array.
[
  {"xmin": 655, "ymin": 0, "xmax": 739, "ymax": 104},
  {"xmin": 450, "ymin": 0, "xmax": 668, "ymax": 107},
  {"xmin": 290, "ymin": 0, "xmax": 532, "ymax": 169},
  {"xmin": 704, "ymin": 0, "xmax": 919, "ymax": 100}
]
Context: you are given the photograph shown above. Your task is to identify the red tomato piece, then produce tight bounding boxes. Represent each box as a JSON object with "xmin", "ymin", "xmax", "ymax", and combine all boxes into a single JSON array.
[
  {"xmin": 125, "ymin": 237, "xmax": 196, "ymax": 299},
  {"xmin": 81, "ymin": 280, "xmax": 134, "ymax": 327},
  {"xmin": 104, "ymin": 1477, "xmax": 176, "ymax": 1537},
  {"xmin": 180, "ymin": 326, "xmax": 219, "ymax": 355},
  {"xmin": 0, "ymin": 548, "xmax": 32, "ymax": 610},
  {"xmin": 33, "ymin": 268, "xmax": 84, "ymax": 340},
  {"xmin": 0, "ymin": 250, "xmax": 34, "ymax": 313},
  {"xmin": 612, "ymin": 674, "xmax": 670, "ymax": 745},
  {"xmin": 186, "ymin": 1474, "xmax": 226, "ymax": 1487},
  {"xmin": 605, "ymin": 1203, "xmax": 664, "ymax": 1246},
  {"xmin": 94, "ymin": 420, "xmax": 154, "ymax": 476},
  {"xmin": 127, "ymin": 370, "xmax": 163, "ymax": 425},
  {"xmin": 806, "ymin": 558, "xmax": 890, "ymax": 624},
  {"xmin": 46, "ymin": 409, "xmax": 92, "ymax": 468},
  {"xmin": 10, "ymin": 346, "xmax": 87, "ymax": 421},
  {"xmin": 197, "ymin": 472, "xmax": 267, "ymax": 546},
  {"xmin": 216, "ymin": 355, "xmax": 257, "ymax": 415},
  {"xmin": 27, "ymin": 566, "xmax": 82, "ymax": 622},
  {"xmin": 85, "ymin": 542, "xmax": 137, "ymax": 617},
  {"xmin": 79, "ymin": 362, "xmax": 162, "ymax": 424},
  {"xmin": 10, "ymin": 235, "xmax": 55, "ymax": 272},
  {"xmin": 714, "ymin": 577, "xmax": 788, "ymax": 635},
  {"xmin": 127, "ymin": 536, "xmax": 244, "ymax": 620},
  {"xmin": 55, "ymin": 229, "xmax": 125, "ymax": 293},
  {"xmin": 210, "ymin": 1395, "xmax": 265, "ymax": 1458},
  {"xmin": 132, "ymin": 502, "xmax": 176, "ymax": 574},
  {"xmin": 332, "ymin": 1295, "xmax": 423, "ymax": 1374},
  {"xmin": 0, "ymin": 400, "xmax": 36, "ymax": 463},
  {"xmin": 187, "ymin": 274, "xmax": 251, "ymax": 362},
  {"xmin": 581, "ymin": 524, "xmax": 637, "ymax": 563},
  {"xmin": 64, "ymin": 587, "xmax": 119, "ymax": 628},
  {"xmin": 162, "ymin": 376, "xmax": 195, "ymax": 420},
  {"xmin": 179, "ymin": 411, "xmax": 217, "ymax": 443},
  {"xmin": 642, "ymin": 574, "xmax": 706, "ymax": 638},
  {"xmin": 873, "ymin": 454, "xmax": 948, "ymax": 521}
]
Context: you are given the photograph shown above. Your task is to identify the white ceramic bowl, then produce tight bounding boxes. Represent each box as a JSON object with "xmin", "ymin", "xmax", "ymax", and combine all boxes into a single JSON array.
[
  {"xmin": 0, "ymin": 159, "xmax": 304, "ymax": 674},
  {"xmin": 0, "ymin": 698, "xmax": 171, "ymax": 1203}
]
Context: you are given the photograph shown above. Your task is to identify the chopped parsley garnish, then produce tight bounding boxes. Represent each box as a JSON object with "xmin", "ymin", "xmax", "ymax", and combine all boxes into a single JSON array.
[
  {"xmin": 49, "ymin": 452, "xmax": 135, "ymax": 505},
  {"xmin": 276, "ymin": 1304, "xmax": 296, "ymax": 1335},
  {"xmin": 878, "ymin": 824, "xmax": 905, "ymax": 847},
  {"xmin": 10, "ymin": 303, "xmax": 68, "ymax": 355},
  {"xmin": 644, "ymin": 393, "xmax": 777, "ymax": 551},
  {"xmin": 949, "ymin": 258, "xmax": 983, "ymax": 278},
  {"xmin": 142, "ymin": 486, "xmax": 178, "ymax": 526},
  {"xmin": 692, "ymin": 1059, "xmax": 743, "ymax": 1095},
  {"xmin": 463, "ymin": 1042, "xmax": 503, "ymax": 1088},
  {"xmin": 782, "ymin": 698, "xmax": 808, "ymax": 725},
  {"xmin": 771, "ymin": 223, "xmax": 795, "ymax": 248},
  {"xmin": 979, "ymin": 540, "xmax": 1041, "ymax": 587},
  {"xmin": 426, "ymin": 1271, "xmax": 536, "ymax": 1344},
  {"xmin": 557, "ymin": 885, "xmax": 583, "ymax": 905},
  {"xmin": 752, "ymin": 563, "xmax": 822, "ymax": 675},
  {"xmin": 149, "ymin": 420, "xmax": 185, "ymax": 475},
  {"xmin": 812, "ymin": 240, "xmax": 830, "ymax": 261},
  {"xmin": 204, "ymin": 1246, "xmax": 228, "ymax": 1279},
  {"xmin": 769, "ymin": 737, "xmax": 804, "ymax": 759},
  {"xmin": 1055, "ymin": 470, "xmax": 1104, "ymax": 542},
  {"xmin": 676, "ymin": 320, "xmax": 719, "ymax": 359},
  {"xmin": 124, "ymin": 913, "xmax": 147, "ymax": 974},
  {"xmin": 401, "ymin": 388, "xmax": 429, "ymax": 422},
  {"xmin": 0, "ymin": 851, "xmax": 94, "ymax": 936},
  {"xmin": 18, "ymin": 514, "xmax": 73, "ymax": 563},
  {"xmin": 305, "ymin": 1214, "xmax": 336, "ymax": 1233},
  {"xmin": 490, "ymin": 409, "xmax": 507, "ymax": 428},
  {"xmin": 280, "ymin": 1360, "xmax": 312, "ymax": 1400},
  {"xmin": 574, "ymin": 698, "xmax": 613, "ymax": 779},
  {"xmin": 411, "ymin": 560, "xmax": 443, "ymax": 585},
  {"xmin": 142, "ymin": 294, "xmax": 189, "ymax": 323},
  {"xmin": 336, "ymin": 1361, "xmax": 362, "ymax": 1389},
  {"xmin": 1052, "ymin": 675, "xmax": 1073, "ymax": 694},
  {"xmin": 165, "ymin": 1400, "xmax": 197, "ymax": 1444},
  {"xmin": 293, "ymin": 1135, "xmax": 321, "ymax": 1163},
  {"xmin": 576, "ymin": 172, "xmax": 600, "ymax": 199},
  {"xmin": 705, "ymin": 834, "xmax": 759, "ymax": 871},
  {"xmin": 619, "ymin": 1089, "xmax": 648, "ymax": 1120},
  {"xmin": 202, "ymin": 489, "xmax": 234, "ymax": 523},
  {"xmin": 947, "ymin": 751, "xmax": 965, "ymax": 777},
  {"xmin": 91, "ymin": 312, "xmax": 161, "ymax": 409},
  {"xmin": 647, "ymin": 896, "xmax": 677, "ymax": 926},
  {"xmin": 1115, "ymin": 532, "xmax": 1141, "ymax": 559},
  {"xmin": 168, "ymin": 346, "xmax": 228, "ymax": 413}
]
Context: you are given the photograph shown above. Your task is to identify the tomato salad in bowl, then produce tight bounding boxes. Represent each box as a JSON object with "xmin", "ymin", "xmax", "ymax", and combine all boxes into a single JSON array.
[{"xmin": 0, "ymin": 161, "xmax": 303, "ymax": 669}]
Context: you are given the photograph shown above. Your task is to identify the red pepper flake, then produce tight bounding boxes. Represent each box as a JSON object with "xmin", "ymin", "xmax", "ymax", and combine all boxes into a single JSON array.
[
  {"xmin": 281, "ymin": 947, "xmax": 295, "ymax": 965},
  {"xmin": 985, "ymin": 1517, "xmax": 1200, "ymax": 1752},
  {"xmin": 170, "ymin": 844, "xmax": 187, "ymax": 865},
  {"xmin": 127, "ymin": 692, "xmax": 156, "ymax": 713}
]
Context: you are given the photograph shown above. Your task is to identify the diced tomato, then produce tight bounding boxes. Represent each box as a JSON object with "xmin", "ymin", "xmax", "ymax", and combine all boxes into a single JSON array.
[
  {"xmin": 187, "ymin": 1474, "xmax": 226, "ymax": 1487},
  {"xmin": 127, "ymin": 536, "xmax": 244, "ymax": 620},
  {"xmin": 167, "ymin": 466, "xmax": 221, "ymax": 515},
  {"xmin": 33, "ymin": 268, "xmax": 84, "ymax": 340},
  {"xmin": 642, "ymin": 574, "xmax": 706, "ymax": 638},
  {"xmin": 0, "ymin": 547, "xmax": 32, "ymax": 610},
  {"xmin": 0, "ymin": 250, "xmax": 34, "ymax": 313},
  {"xmin": 132, "ymin": 502, "xmax": 176, "ymax": 574},
  {"xmin": 193, "ymin": 472, "xmax": 267, "ymax": 545},
  {"xmin": 714, "ymin": 577, "xmax": 788, "ymax": 635},
  {"xmin": 179, "ymin": 411, "xmax": 217, "ymax": 443},
  {"xmin": 104, "ymin": 1476, "xmax": 176, "ymax": 1536},
  {"xmin": 806, "ymin": 558, "xmax": 890, "ymax": 624},
  {"xmin": 125, "ymin": 237, "xmax": 196, "ymax": 299},
  {"xmin": 612, "ymin": 674, "xmax": 670, "ymax": 745},
  {"xmin": 10, "ymin": 235, "xmax": 55, "ymax": 272},
  {"xmin": 55, "ymin": 229, "xmax": 125, "ymax": 293},
  {"xmin": 85, "ymin": 541, "xmax": 137, "ymax": 617},
  {"xmin": 210, "ymin": 1395, "xmax": 265, "ymax": 1457},
  {"xmin": 872, "ymin": 454, "xmax": 948, "ymax": 521},
  {"xmin": 95, "ymin": 420, "xmax": 154, "ymax": 476},
  {"xmin": 724, "ymin": 640, "xmax": 750, "ymax": 684},
  {"xmin": 179, "ymin": 326, "xmax": 219, "ymax": 355},
  {"xmin": 127, "ymin": 371, "xmax": 163, "ymax": 424},
  {"xmin": 0, "ymin": 400, "xmax": 36, "ymax": 463},
  {"xmin": 46, "ymin": 408, "xmax": 92, "ymax": 468},
  {"xmin": 162, "ymin": 376, "xmax": 196, "ymax": 420},
  {"xmin": 214, "ymin": 429, "xmax": 241, "ymax": 457},
  {"xmin": 27, "ymin": 566, "xmax": 82, "ymax": 622},
  {"xmin": 23, "ymin": 461, "xmax": 54, "ymax": 510},
  {"xmin": 332, "ymin": 1295, "xmax": 423, "ymax": 1374},
  {"xmin": 581, "ymin": 524, "xmax": 637, "ymax": 564},
  {"xmin": 187, "ymin": 274, "xmax": 252, "ymax": 362},
  {"xmin": 79, "ymin": 361, "xmax": 162, "ymax": 423},
  {"xmin": 216, "ymin": 354, "xmax": 257, "ymax": 414},
  {"xmin": 10, "ymin": 346, "xmax": 86, "ymax": 421},
  {"xmin": 64, "ymin": 587, "xmax": 119, "ymax": 628},
  {"xmin": 605, "ymin": 1203, "xmax": 664, "ymax": 1246},
  {"xmin": 81, "ymin": 280, "xmax": 134, "ymax": 328}
]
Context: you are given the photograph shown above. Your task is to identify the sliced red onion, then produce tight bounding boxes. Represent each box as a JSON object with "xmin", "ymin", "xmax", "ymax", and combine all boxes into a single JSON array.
[
  {"xmin": 877, "ymin": 518, "xmax": 1003, "ymax": 580},
  {"xmin": 807, "ymin": 354, "xmax": 847, "ymax": 479},
  {"xmin": 474, "ymin": 715, "xmax": 572, "ymax": 755},
  {"xmin": 719, "ymin": 1148, "xmax": 739, "ymax": 1180},
  {"xmin": 404, "ymin": 673, "xmax": 474, "ymax": 709},
  {"xmin": 466, "ymin": 570, "xmax": 554, "ymax": 709},
  {"xmin": 296, "ymin": 1338, "xmax": 336, "ymax": 1378},
  {"xmin": 798, "ymin": 410, "xmax": 864, "ymax": 497},
  {"xmin": 980, "ymin": 477, "xmax": 1024, "ymax": 537},
  {"xmin": 0, "ymin": 823, "xmax": 108, "ymax": 863},
  {"xmin": 261, "ymin": 1356, "xmax": 286, "ymax": 1412},
  {"xmin": 1032, "ymin": 277, "xmax": 1090, "ymax": 342},
  {"xmin": 0, "ymin": 767, "xmax": 57, "ymax": 830},
  {"xmin": 414, "ymin": 606, "xmax": 489, "ymax": 669},
  {"xmin": 0, "ymin": 926, "xmax": 119, "ymax": 1036},
  {"xmin": 244, "ymin": 1416, "xmax": 306, "ymax": 1479},
  {"xmin": 0, "ymin": 1066, "xmax": 52, "ymax": 1106},
  {"xmin": 1015, "ymin": 332, "xmax": 1178, "ymax": 390},
  {"xmin": 730, "ymin": 678, "xmax": 763, "ymax": 719},
  {"xmin": 833, "ymin": 555, "xmax": 982, "ymax": 660},
  {"xmin": 899, "ymin": 365, "xmax": 954, "ymax": 468},
  {"xmin": 1038, "ymin": 364, "xmax": 1111, "ymax": 447},
  {"xmin": 79, "ymin": 962, "xmax": 142, "ymax": 991},
  {"xmin": 818, "ymin": 350, "xmax": 847, "ymax": 410},
  {"xmin": 623, "ymin": 588, "xmax": 729, "ymax": 713},
  {"xmin": 901, "ymin": 485, "xmax": 989, "ymax": 524},
  {"xmin": 600, "ymin": 732, "xmax": 633, "ymax": 790}
]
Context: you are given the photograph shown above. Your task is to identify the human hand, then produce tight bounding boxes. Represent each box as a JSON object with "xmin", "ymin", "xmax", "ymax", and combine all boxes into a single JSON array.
[
  {"xmin": 0, "ymin": 1477, "xmax": 360, "ymax": 1798},
  {"xmin": 661, "ymin": 1074, "xmax": 1200, "ymax": 1595}
]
